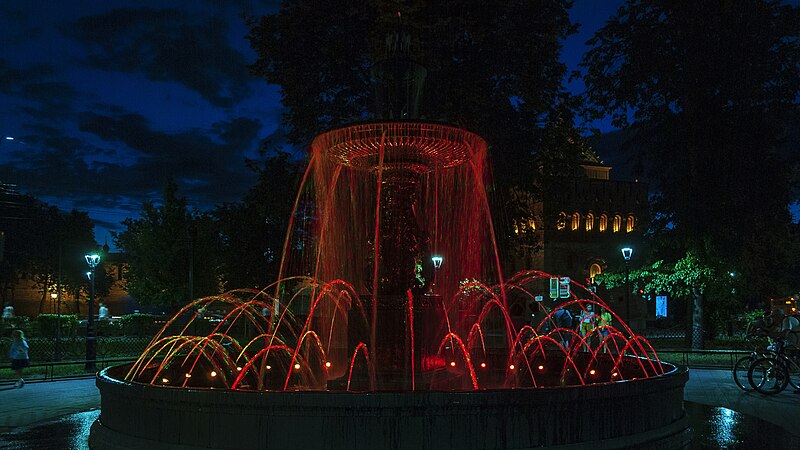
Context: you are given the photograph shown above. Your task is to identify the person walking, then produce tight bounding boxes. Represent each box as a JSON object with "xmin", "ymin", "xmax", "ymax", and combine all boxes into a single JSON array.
[
  {"xmin": 552, "ymin": 308, "xmax": 573, "ymax": 350},
  {"xmin": 577, "ymin": 304, "xmax": 597, "ymax": 350},
  {"xmin": 9, "ymin": 329, "xmax": 29, "ymax": 388},
  {"xmin": 98, "ymin": 303, "xmax": 110, "ymax": 320}
]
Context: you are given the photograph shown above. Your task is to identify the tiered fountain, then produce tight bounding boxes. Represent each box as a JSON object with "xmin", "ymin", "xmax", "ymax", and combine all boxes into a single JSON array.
[{"xmin": 90, "ymin": 29, "xmax": 689, "ymax": 450}]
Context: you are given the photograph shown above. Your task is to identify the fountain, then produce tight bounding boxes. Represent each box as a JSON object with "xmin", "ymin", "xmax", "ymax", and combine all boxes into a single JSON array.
[{"xmin": 90, "ymin": 27, "xmax": 690, "ymax": 450}]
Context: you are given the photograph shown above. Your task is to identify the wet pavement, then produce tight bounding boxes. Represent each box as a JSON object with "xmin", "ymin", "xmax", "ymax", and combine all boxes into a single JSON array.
[{"xmin": 0, "ymin": 369, "xmax": 798, "ymax": 449}]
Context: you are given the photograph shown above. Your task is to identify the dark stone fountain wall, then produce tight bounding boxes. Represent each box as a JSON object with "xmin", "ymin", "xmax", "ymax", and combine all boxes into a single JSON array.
[{"xmin": 90, "ymin": 363, "xmax": 691, "ymax": 450}]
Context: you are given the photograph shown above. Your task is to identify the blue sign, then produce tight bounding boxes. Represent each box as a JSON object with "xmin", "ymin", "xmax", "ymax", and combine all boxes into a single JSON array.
[{"xmin": 656, "ymin": 295, "xmax": 668, "ymax": 318}]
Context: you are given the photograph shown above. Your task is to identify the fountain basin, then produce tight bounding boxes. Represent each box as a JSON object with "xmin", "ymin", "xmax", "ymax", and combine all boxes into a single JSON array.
[{"xmin": 90, "ymin": 362, "xmax": 690, "ymax": 450}]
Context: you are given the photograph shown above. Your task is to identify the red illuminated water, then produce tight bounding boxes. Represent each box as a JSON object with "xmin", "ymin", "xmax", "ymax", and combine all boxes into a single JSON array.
[{"xmin": 125, "ymin": 122, "xmax": 665, "ymax": 391}]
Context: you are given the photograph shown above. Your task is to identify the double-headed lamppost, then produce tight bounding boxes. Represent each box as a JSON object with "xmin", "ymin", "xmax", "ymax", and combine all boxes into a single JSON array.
[
  {"xmin": 428, "ymin": 255, "xmax": 443, "ymax": 296},
  {"xmin": 621, "ymin": 247, "xmax": 633, "ymax": 326},
  {"xmin": 84, "ymin": 253, "xmax": 100, "ymax": 371}
]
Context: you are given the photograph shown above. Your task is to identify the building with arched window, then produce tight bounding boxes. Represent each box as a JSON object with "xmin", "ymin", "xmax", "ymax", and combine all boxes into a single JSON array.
[{"xmin": 509, "ymin": 155, "xmax": 648, "ymax": 326}]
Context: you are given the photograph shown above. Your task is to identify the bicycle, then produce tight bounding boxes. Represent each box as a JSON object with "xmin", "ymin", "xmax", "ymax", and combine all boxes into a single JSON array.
[
  {"xmin": 747, "ymin": 339, "xmax": 800, "ymax": 395},
  {"xmin": 732, "ymin": 333, "xmax": 772, "ymax": 391}
]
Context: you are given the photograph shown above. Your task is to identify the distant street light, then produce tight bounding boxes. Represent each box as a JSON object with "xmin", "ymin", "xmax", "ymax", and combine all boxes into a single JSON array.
[
  {"xmin": 427, "ymin": 255, "xmax": 443, "ymax": 296},
  {"xmin": 621, "ymin": 247, "xmax": 633, "ymax": 326},
  {"xmin": 84, "ymin": 253, "xmax": 100, "ymax": 371}
]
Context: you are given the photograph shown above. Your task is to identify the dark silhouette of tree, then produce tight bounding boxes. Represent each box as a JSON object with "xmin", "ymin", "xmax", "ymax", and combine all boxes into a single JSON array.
[
  {"xmin": 0, "ymin": 184, "xmax": 101, "ymax": 314},
  {"xmin": 580, "ymin": 0, "xmax": 800, "ymax": 348},
  {"xmin": 214, "ymin": 150, "xmax": 304, "ymax": 289},
  {"xmin": 247, "ymin": 0, "xmax": 578, "ymax": 186},
  {"xmin": 114, "ymin": 180, "xmax": 221, "ymax": 308}
]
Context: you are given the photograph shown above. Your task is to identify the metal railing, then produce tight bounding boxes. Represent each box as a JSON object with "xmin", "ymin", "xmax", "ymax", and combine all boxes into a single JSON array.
[
  {"xmin": 654, "ymin": 349, "xmax": 751, "ymax": 369},
  {"xmin": 0, "ymin": 357, "xmax": 138, "ymax": 383}
]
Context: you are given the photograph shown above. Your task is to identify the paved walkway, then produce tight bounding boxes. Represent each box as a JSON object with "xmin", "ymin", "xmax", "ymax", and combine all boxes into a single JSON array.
[
  {"xmin": 684, "ymin": 368, "xmax": 799, "ymax": 434},
  {"xmin": 0, "ymin": 378, "xmax": 99, "ymax": 432},
  {"xmin": 0, "ymin": 369, "xmax": 797, "ymax": 438}
]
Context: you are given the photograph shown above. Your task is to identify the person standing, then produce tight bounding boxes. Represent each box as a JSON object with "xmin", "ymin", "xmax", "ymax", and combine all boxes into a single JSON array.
[
  {"xmin": 9, "ymin": 329, "xmax": 29, "ymax": 388},
  {"xmin": 598, "ymin": 308, "xmax": 613, "ymax": 353},
  {"xmin": 98, "ymin": 303, "xmax": 110, "ymax": 320},
  {"xmin": 577, "ymin": 304, "xmax": 597, "ymax": 350},
  {"xmin": 578, "ymin": 305, "xmax": 597, "ymax": 337}
]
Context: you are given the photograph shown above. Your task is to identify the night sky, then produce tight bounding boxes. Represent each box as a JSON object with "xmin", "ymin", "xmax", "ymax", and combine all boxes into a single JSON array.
[{"xmin": 0, "ymin": 1, "xmax": 624, "ymax": 249}]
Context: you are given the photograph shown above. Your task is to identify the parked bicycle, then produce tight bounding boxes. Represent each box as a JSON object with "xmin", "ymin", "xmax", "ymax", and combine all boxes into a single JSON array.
[
  {"xmin": 732, "ymin": 334, "xmax": 773, "ymax": 391},
  {"xmin": 746, "ymin": 339, "xmax": 800, "ymax": 395}
]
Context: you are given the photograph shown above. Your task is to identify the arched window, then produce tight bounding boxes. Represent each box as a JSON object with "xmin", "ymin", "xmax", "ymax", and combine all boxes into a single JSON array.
[
  {"xmin": 589, "ymin": 263, "xmax": 602, "ymax": 279},
  {"xmin": 571, "ymin": 212, "xmax": 581, "ymax": 231},
  {"xmin": 513, "ymin": 219, "xmax": 519, "ymax": 235},
  {"xmin": 626, "ymin": 215, "xmax": 635, "ymax": 232},
  {"xmin": 613, "ymin": 215, "xmax": 622, "ymax": 232},
  {"xmin": 557, "ymin": 212, "xmax": 567, "ymax": 230},
  {"xmin": 585, "ymin": 213, "xmax": 594, "ymax": 231},
  {"xmin": 528, "ymin": 218, "xmax": 536, "ymax": 231},
  {"xmin": 599, "ymin": 214, "xmax": 607, "ymax": 232}
]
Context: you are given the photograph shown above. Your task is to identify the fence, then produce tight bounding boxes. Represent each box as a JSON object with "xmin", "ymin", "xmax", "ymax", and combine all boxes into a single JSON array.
[{"xmin": 0, "ymin": 334, "xmax": 150, "ymax": 382}]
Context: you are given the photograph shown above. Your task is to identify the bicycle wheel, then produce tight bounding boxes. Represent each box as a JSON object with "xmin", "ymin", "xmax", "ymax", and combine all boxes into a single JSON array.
[
  {"xmin": 748, "ymin": 357, "xmax": 788, "ymax": 395},
  {"xmin": 786, "ymin": 359, "xmax": 800, "ymax": 390},
  {"xmin": 733, "ymin": 355, "xmax": 755, "ymax": 391}
]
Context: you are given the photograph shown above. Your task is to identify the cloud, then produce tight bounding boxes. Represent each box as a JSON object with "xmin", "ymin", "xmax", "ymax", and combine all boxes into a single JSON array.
[
  {"xmin": 68, "ymin": 7, "xmax": 255, "ymax": 107},
  {"xmin": 0, "ymin": 110, "xmax": 262, "ymax": 221},
  {"xmin": 76, "ymin": 110, "xmax": 262, "ymax": 203}
]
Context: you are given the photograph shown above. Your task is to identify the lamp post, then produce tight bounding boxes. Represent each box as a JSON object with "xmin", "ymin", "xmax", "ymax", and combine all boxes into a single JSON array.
[
  {"xmin": 621, "ymin": 247, "xmax": 633, "ymax": 326},
  {"xmin": 428, "ymin": 255, "xmax": 443, "ymax": 296},
  {"xmin": 84, "ymin": 253, "xmax": 100, "ymax": 371}
]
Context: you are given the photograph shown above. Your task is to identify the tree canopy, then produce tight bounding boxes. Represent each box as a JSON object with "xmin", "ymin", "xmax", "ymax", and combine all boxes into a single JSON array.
[
  {"xmin": 247, "ymin": 0, "xmax": 578, "ymax": 185},
  {"xmin": 114, "ymin": 180, "xmax": 221, "ymax": 308},
  {"xmin": 0, "ymin": 184, "xmax": 102, "ymax": 312},
  {"xmin": 214, "ymin": 150, "xmax": 304, "ymax": 289},
  {"xmin": 581, "ymin": 0, "xmax": 800, "ymax": 300}
]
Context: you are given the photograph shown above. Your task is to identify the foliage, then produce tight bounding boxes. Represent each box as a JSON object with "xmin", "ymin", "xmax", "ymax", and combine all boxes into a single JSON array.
[
  {"xmin": 114, "ymin": 180, "xmax": 222, "ymax": 307},
  {"xmin": 0, "ymin": 316, "xmax": 30, "ymax": 336},
  {"xmin": 35, "ymin": 314, "xmax": 78, "ymax": 338},
  {"xmin": 0, "ymin": 184, "xmax": 103, "ymax": 312},
  {"xmin": 247, "ymin": 0, "xmax": 578, "ymax": 187},
  {"xmin": 119, "ymin": 313, "xmax": 163, "ymax": 337},
  {"xmin": 214, "ymin": 150, "xmax": 304, "ymax": 289},
  {"xmin": 580, "ymin": 0, "xmax": 800, "ymax": 302}
]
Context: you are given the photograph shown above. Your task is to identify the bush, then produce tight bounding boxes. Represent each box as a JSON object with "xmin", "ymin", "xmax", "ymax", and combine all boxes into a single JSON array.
[
  {"xmin": 36, "ymin": 314, "xmax": 78, "ymax": 338},
  {"xmin": 1, "ymin": 316, "xmax": 31, "ymax": 337},
  {"xmin": 120, "ymin": 313, "xmax": 162, "ymax": 336},
  {"xmin": 96, "ymin": 319, "xmax": 123, "ymax": 337}
]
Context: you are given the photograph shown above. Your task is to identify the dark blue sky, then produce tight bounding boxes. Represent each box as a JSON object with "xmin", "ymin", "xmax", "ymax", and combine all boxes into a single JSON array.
[{"xmin": 0, "ymin": 1, "xmax": 624, "ymax": 249}]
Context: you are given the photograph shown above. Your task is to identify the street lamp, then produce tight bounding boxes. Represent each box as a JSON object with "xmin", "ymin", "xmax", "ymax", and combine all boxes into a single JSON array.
[
  {"xmin": 84, "ymin": 253, "xmax": 100, "ymax": 371},
  {"xmin": 427, "ymin": 255, "xmax": 443, "ymax": 296},
  {"xmin": 621, "ymin": 247, "xmax": 633, "ymax": 326},
  {"xmin": 53, "ymin": 289, "xmax": 63, "ymax": 361}
]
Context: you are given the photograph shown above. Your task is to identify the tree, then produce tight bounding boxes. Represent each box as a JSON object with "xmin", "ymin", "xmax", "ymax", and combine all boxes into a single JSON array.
[
  {"xmin": 0, "ymin": 184, "xmax": 100, "ymax": 314},
  {"xmin": 247, "ymin": 0, "xmax": 578, "ymax": 186},
  {"xmin": 115, "ymin": 180, "xmax": 221, "ymax": 308},
  {"xmin": 214, "ymin": 150, "xmax": 304, "ymax": 289},
  {"xmin": 599, "ymin": 250, "xmax": 723, "ymax": 349},
  {"xmin": 581, "ymin": 0, "xmax": 800, "ymax": 344}
]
